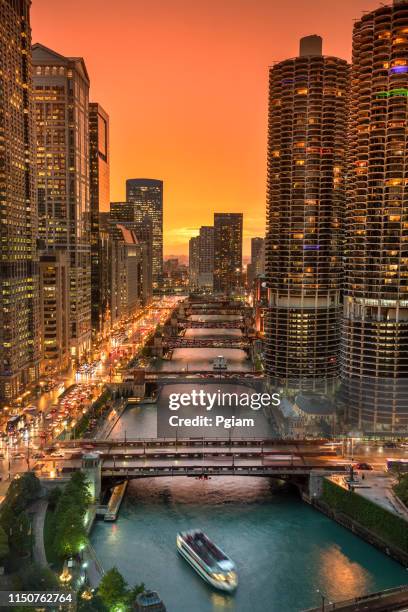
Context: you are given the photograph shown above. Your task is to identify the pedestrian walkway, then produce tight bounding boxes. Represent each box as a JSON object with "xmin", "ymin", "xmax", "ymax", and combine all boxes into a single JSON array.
[
  {"xmin": 29, "ymin": 499, "xmax": 48, "ymax": 567},
  {"xmin": 94, "ymin": 399, "xmax": 127, "ymax": 440},
  {"xmin": 353, "ymin": 472, "xmax": 408, "ymax": 521},
  {"xmin": 83, "ymin": 543, "xmax": 105, "ymax": 589}
]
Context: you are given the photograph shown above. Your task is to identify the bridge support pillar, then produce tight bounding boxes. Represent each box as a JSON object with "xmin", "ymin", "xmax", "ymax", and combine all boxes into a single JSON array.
[
  {"xmin": 308, "ymin": 471, "xmax": 325, "ymax": 502},
  {"xmin": 81, "ymin": 453, "xmax": 102, "ymax": 503}
]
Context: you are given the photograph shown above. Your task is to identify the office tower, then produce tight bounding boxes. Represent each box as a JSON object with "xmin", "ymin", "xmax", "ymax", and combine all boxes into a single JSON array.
[
  {"xmin": 89, "ymin": 103, "xmax": 110, "ymax": 336},
  {"xmin": 189, "ymin": 237, "xmax": 200, "ymax": 291},
  {"xmin": 33, "ymin": 44, "xmax": 91, "ymax": 362},
  {"xmin": 248, "ymin": 237, "xmax": 265, "ymax": 287},
  {"xmin": 213, "ymin": 213, "xmax": 243, "ymax": 294},
  {"xmin": 265, "ymin": 36, "xmax": 349, "ymax": 392},
  {"xmin": 110, "ymin": 202, "xmax": 153, "ymax": 304},
  {"xmin": 39, "ymin": 252, "xmax": 70, "ymax": 374},
  {"xmin": 251, "ymin": 238, "xmax": 265, "ymax": 277},
  {"xmin": 0, "ymin": 0, "xmax": 40, "ymax": 400},
  {"xmin": 126, "ymin": 179, "xmax": 163, "ymax": 289},
  {"xmin": 198, "ymin": 226, "xmax": 214, "ymax": 290},
  {"xmin": 98, "ymin": 214, "xmax": 112, "ymax": 329},
  {"xmin": 342, "ymin": 0, "xmax": 408, "ymax": 432},
  {"xmin": 108, "ymin": 225, "xmax": 145, "ymax": 326}
]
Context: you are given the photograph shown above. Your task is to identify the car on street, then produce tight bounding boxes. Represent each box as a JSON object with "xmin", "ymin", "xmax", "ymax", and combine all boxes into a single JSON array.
[{"xmin": 354, "ymin": 462, "xmax": 373, "ymax": 470}]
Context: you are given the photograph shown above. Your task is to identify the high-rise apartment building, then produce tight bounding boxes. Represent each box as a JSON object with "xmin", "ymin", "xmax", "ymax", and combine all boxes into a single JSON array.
[
  {"xmin": 0, "ymin": 0, "xmax": 40, "ymax": 400},
  {"xmin": 126, "ymin": 179, "xmax": 163, "ymax": 289},
  {"xmin": 265, "ymin": 36, "xmax": 349, "ymax": 392},
  {"xmin": 189, "ymin": 236, "xmax": 200, "ymax": 291},
  {"xmin": 198, "ymin": 226, "xmax": 214, "ymax": 290},
  {"xmin": 89, "ymin": 103, "xmax": 110, "ymax": 336},
  {"xmin": 342, "ymin": 0, "xmax": 408, "ymax": 431},
  {"xmin": 33, "ymin": 44, "xmax": 91, "ymax": 362},
  {"xmin": 213, "ymin": 213, "xmax": 243, "ymax": 294}
]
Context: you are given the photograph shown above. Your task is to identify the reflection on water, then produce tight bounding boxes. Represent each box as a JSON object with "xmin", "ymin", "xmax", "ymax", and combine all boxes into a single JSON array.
[
  {"xmin": 109, "ymin": 382, "xmax": 276, "ymax": 439},
  {"xmin": 95, "ymin": 314, "xmax": 408, "ymax": 611},
  {"xmin": 151, "ymin": 348, "xmax": 253, "ymax": 372},
  {"xmin": 91, "ymin": 478, "xmax": 408, "ymax": 612},
  {"xmin": 149, "ymin": 314, "xmax": 252, "ymax": 372}
]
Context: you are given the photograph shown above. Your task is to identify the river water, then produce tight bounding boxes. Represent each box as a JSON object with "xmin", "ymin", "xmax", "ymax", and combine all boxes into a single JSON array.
[{"xmin": 91, "ymin": 315, "xmax": 408, "ymax": 612}]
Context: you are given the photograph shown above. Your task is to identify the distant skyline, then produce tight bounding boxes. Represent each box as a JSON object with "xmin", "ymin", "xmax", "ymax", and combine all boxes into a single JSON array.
[{"xmin": 32, "ymin": 0, "xmax": 385, "ymax": 255}]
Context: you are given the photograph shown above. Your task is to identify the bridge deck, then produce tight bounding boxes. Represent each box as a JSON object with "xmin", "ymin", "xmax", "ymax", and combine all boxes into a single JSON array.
[
  {"xmin": 42, "ymin": 439, "xmax": 348, "ymax": 480},
  {"xmin": 163, "ymin": 338, "xmax": 250, "ymax": 349}
]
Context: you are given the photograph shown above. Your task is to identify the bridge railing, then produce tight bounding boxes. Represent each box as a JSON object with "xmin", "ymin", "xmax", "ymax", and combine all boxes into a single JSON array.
[
  {"xmin": 102, "ymin": 465, "xmax": 348, "ymax": 477},
  {"xmin": 58, "ymin": 437, "xmax": 332, "ymax": 448},
  {"xmin": 303, "ymin": 583, "xmax": 408, "ymax": 612}
]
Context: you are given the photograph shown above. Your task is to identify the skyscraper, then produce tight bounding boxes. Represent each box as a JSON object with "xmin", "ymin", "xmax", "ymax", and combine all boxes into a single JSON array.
[
  {"xmin": 342, "ymin": 0, "xmax": 408, "ymax": 432},
  {"xmin": 39, "ymin": 251, "xmax": 69, "ymax": 374},
  {"xmin": 126, "ymin": 179, "xmax": 163, "ymax": 289},
  {"xmin": 33, "ymin": 44, "xmax": 91, "ymax": 362},
  {"xmin": 0, "ymin": 0, "xmax": 40, "ymax": 400},
  {"xmin": 265, "ymin": 36, "xmax": 349, "ymax": 392},
  {"xmin": 198, "ymin": 226, "xmax": 214, "ymax": 290},
  {"xmin": 251, "ymin": 238, "xmax": 265, "ymax": 277},
  {"xmin": 108, "ymin": 225, "xmax": 145, "ymax": 326},
  {"xmin": 89, "ymin": 103, "xmax": 110, "ymax": 336},
  {"xmin": 189, "ymin": 236, "xmax": 200, "ymax": 291},
  {"xmin": 247, "ymin": 237, "xmax": 265, "ymax": 287},
  {"xmin": 213, "ymin": 213, "xmax": 243, "ymax": 294},
  {"xmin": 110, "ymin": 201, "xmax": 153, "ymax": 304}
]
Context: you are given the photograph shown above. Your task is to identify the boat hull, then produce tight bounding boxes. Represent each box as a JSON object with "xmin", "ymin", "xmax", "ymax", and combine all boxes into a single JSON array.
[{"xmin": 177, "ymin": 541, "xmax": 237, "ymax": 592}]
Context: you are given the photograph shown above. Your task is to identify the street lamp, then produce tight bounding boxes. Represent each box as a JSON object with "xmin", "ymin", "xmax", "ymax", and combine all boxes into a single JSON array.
[
  {"xmin": 59, "ymin": 567, "xmax": 72, "ymax": 585},
  {"xmin": 316, "ymin": 589, "xmax": 332, "ymax": 612}
]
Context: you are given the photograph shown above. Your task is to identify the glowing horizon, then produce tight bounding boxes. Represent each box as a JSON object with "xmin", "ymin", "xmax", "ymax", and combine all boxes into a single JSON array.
[{"xmin": 31, "ymin": 0, "xmax": 384, "ymax": 256}]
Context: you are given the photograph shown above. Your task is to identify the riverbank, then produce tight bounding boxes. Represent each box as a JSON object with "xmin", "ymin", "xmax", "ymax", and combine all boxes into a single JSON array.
[
  {"xmin": 91, "ymin": 476, "xmax": 408, "ymax": 612},
  {"xmin": 311, "ymin": 478, "xmax": 408, "ymax": 567}
]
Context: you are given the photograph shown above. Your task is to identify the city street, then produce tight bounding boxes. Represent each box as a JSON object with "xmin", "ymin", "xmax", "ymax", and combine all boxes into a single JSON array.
[{"xmin": 0, "ymin": 296, "xmax": 182, "ymax": 491}]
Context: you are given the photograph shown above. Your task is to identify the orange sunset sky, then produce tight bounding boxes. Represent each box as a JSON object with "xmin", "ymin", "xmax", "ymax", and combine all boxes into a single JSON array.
[{"xmin": 32, "ymin": 0, "xmax": 385, "ymax": 257}]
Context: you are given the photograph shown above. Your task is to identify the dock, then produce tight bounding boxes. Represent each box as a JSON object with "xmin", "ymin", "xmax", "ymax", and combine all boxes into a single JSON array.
[{"xmin": 104, "ymin": 481, "xmax": 128, "ymax": 521}]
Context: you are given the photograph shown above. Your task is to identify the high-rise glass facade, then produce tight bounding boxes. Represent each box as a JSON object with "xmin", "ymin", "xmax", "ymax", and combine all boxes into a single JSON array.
[
  {"xmin": 126, "ymin": 179, "xmax": 163, "ymax": 289},
  {"xmin": 0, "ymin": 0, "xmax": 40, "ymax": 400},
  {"xmin": 341, "ymin": 0, "xmax": 408, "ymax": 431},
  {"xmin": 110, "ymin": 201, "xmax": 153, "ymax": 304},
  {"xmin": 265, "ymin": 36, "xmax": 349, "ymax": 393},
  {"xmin": 33, "ymin": 44, "xmax": 91, "ymax": 362},
  {"xmin": 89, "ymin": 103, "xmax": 110, "ymax": 335},
  {"xmin": 198, "ymin": 226, "xmax": 214, "ymax": 289},
  {"xmin": 189, "ymin": 236, "xmax": 200, "ymax": 291},
  {"xmin": 213, "ymin": 213, "xmax": 243, "ymax": 294}
]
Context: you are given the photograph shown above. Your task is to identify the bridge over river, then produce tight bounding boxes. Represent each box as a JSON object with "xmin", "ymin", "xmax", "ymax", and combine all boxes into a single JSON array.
[
  {"xmin": 178, "ymin": 320, "xmax": 244, "ymax": 329},
  {"xmin": 163, "ymin": 337, "xmax": 250, "ymax": 349},
  {"xmin": 46, "ymin": 438, "xmax": 349, "ymax": 493}
]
